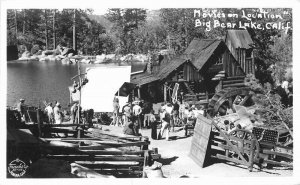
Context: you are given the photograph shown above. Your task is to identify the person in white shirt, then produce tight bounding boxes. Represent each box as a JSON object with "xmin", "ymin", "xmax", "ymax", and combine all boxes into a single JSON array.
[
  {"xmin": 132, "ymin": 101, "xmax": 142, "ymax": 135},
  {"xmin": 53, "ymin": 102, "xmax": 62, "ymax": 124},
  {"xmin": 45, "ymin": 102, "xmax": 54, "ymax": 124},
  {"xmin": 158, "ymin": 110, "xmax": 171, "ymax": 141}
]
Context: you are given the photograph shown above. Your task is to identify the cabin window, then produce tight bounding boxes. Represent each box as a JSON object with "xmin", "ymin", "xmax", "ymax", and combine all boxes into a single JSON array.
[
  {"xmin": 246, "ymin": 49, "xmax": 252, "ymax": 58},
  {"xmin": 215, "ymin": 56, "xmax": 223, "ymax": 65}
]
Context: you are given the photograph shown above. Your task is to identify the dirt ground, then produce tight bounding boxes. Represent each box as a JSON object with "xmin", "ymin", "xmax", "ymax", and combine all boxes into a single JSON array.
[{"xmin": 99, "ymin": 124, "xmax": 292, "ymax": 178}]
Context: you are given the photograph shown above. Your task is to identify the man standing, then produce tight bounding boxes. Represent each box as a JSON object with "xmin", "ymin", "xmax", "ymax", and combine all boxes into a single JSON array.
[
  {"xmin": 122, "ymin": 102, "xmax": 132, "ymax": 126},
  {"xmin": 53, "ymin": 102, "xmax": 62, "ymax": 124},
  {"xmin": 132, "ymin": 101, "xmax": 142, "ymax": 135},
  {"xmin": 45, "ymin": 102, "xmax": 54, "ymax": 124},
  {"xmin": 165, "ymin": 102, "xmax": 174, "ymax": 132},
  {"xmin": 70, "ymin": 102, "xmax": 78, "ymax": 124},
  {"xmin": 17, "ymin": 98, "xmax": 26, "ymax": 122},
  {"xmin": 143, "ymin": 101, "xmax": 153, "ymax": 128}
]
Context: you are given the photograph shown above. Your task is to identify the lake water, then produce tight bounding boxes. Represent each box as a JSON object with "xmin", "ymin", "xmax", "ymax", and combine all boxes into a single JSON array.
[{"xmin": 7, "ymin": 60, "xmax": 146, "ymax": 108}]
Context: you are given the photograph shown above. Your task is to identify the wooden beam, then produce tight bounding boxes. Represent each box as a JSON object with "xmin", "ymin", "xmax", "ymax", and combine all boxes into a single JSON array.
[
  {"xmin": 36, "ymin": 109, "xmax": 42, "ymax": 137},
  {"xmin": 211, "ymin": 121, "xmax": 249, "ymax": 164},
  {"xmin": 215, "ymin": 154, "xmax": 248, "ymax": 166},
  {"xmin": 79, "ymin": 145, "xmax": 106, "ymax": 150},
  {"xmin": 77, "ymin": 163, "xmax": 141, "ymax": 169},
  {"xmin": 137, "ymin": 86, "xmax": 141, "ymax": 99},
  {"xmin": 262, "ymin": 149, "xmax": 293, "ymax": 159},
  {"xmin": 46, "ymin": 155, "xmax": 145, "ymax": 162},
  {"xmin": 42, "ymin": 138, "xmax": 149, "ymax": 147},
  {"xmin": 164, "ymin": 82, "xmax": 167, "ymax": 102},
  {"xmin": 263, "ymin": 159, "xmax": 293, "ymax": 167}
]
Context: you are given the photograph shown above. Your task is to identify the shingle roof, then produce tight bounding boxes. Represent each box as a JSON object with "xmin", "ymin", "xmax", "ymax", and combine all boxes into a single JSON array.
[
  {"xmin": 130, "ymin": 72, "xmax": 159, "ymax": 86},
  {"xmin": 226, "ymin": 30, "xmax": 254, "ymax": 49},
  {"xmin": 156, "ymin": 57, "xmax": 187, "ymax": 80},
  {"xmin": 184, "ymin": 39, "xmax": 222, "ymax": 70}
]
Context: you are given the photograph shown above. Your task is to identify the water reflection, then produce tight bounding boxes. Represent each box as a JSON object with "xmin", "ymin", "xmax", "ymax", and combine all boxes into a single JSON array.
[{"xmin": 7, "ymin": 60, "xmax": 146, "ymax": 108}]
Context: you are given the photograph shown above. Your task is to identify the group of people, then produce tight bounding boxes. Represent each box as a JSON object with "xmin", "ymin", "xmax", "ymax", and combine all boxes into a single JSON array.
[
  {"xmin": 158, "ymin": 100, "xmax": 204, "ymax": 140},
  {"xmin": 109, "ymin": 96, "xmax": 206, "ymax": 139},
  {"xmin": 44, "ymin": 101, "xmax": 64, "ymax": 124},
  {"xmin": 15, "ymin": 98, "xmax": 65, "ymax": 125},
  {"xmin": 110, "ymin": 97, "xmax": 157, "ymax": 136}
]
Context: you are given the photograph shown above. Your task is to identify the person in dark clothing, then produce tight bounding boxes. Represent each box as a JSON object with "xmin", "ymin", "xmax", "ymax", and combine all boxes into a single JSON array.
[
  {"xmin": 143, "ymin": 101, "xmax": 153, "ymax": 128},
  {"xmin": 123, "ymin": 115, "xmax": 136, "ymax": 136}
]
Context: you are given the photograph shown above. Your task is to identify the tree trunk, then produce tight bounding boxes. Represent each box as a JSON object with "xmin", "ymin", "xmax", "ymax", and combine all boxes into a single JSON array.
[
  {"xmin": 53, "ymin": 10, "xmax": 56, "ymax": 49},
  {"xmin": 14, "ymin": 10, "xmax": 17, "ymax": 41},
  {"xmin": 44, "ymin": 10, "xmax": 48, "ymax": 50},
  {"xmin": 22, "ymin": 10, "xmax": 25, "ymax": 34},
  {"xmin": 73, "ymin": 9, "xmax": 77, "ymax": 51},
  {"xmin": 135, "ymin": 9, "xmax": 138, "ymax": 29},
  {"xmin": 184, "ymin": 10, "xmax": 188, "ymax": 48}
]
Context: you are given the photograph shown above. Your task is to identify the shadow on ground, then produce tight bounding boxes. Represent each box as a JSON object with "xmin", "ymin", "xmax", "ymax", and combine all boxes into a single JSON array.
[
  {"xmin": 168, "ymin": 135, "xmax": 192, "ymax": 141},
  {"xmin": 156, "ymin": 156, "xmax": 179, "ymax": 165}
]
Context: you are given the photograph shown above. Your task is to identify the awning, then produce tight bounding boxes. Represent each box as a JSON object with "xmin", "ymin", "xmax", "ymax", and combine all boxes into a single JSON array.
[{"xmin": 115, "ymin": 82, "xmax": 136, "ymax": 97}]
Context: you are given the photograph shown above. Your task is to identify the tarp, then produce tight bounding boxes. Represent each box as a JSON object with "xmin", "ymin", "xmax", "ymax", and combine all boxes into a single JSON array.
[
  {"xmin": 115, "ymin": 82, "xmax": 136, "ymax": 97},
  {"xmin": 80, "ymin": 66, "xmax": 131, "ymax": 112}
]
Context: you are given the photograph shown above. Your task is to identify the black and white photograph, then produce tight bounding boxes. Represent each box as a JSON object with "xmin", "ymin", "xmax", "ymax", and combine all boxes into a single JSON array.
[{"xmin": 1, "ymin": 0, "xmax": 299, "ymax": 184}]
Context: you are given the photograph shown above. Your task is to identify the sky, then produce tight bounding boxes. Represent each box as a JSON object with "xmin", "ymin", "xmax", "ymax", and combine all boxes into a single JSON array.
[{"xmin": 92, "ymin": 8, "xmax": 109, "ymax": 15}]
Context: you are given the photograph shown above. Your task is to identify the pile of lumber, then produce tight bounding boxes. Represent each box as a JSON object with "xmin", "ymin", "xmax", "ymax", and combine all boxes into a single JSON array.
[{"xmin": 39, "ymin": 131, "xmax": 160, "ymax": 178}]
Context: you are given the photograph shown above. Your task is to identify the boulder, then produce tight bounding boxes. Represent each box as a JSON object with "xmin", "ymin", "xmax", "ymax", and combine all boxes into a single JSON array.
[
  {"xmin": 133, "ymin": 54, "xmax": 149, "ymax": 62},
  {"xmin": 21, "ymin": 51, "xmax": 32, "ymax": 58},
  {"xmin": 61, "ymin": 57, "xmax": 71, "ymax": 64},
  {"xmin": 43, "ymin": 50, "xmax": 55, "ymax": 56},
  {"xmin": 95, "ymin": 54, "xmax": 106, "ymax": 63},
  {"xmin": 61, "ymin": 47, "xmax": 77, "ymax": 56}
]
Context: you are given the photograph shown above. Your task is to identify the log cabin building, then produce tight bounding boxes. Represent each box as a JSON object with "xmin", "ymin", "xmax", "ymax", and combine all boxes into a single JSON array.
[{"xmin": 130, "ymin": 30, "xmax": 255, "ymax": 104}]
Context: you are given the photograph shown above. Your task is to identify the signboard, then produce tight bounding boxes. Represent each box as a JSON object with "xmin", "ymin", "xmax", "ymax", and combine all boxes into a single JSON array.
[{"xmin": 189, "ymin": 115, "xmax": 212, "ymax": 168}]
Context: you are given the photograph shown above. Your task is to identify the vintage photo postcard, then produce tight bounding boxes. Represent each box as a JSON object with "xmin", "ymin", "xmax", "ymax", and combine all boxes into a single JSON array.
[{"xmin": 1, "ymin": 0, "xmax": 299, "ymax": 184}]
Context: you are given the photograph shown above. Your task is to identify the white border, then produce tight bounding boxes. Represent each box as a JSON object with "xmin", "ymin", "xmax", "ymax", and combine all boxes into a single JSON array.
[{"xmin": 1, "ymin": 0, "xmax": 299, "ymax": 185}]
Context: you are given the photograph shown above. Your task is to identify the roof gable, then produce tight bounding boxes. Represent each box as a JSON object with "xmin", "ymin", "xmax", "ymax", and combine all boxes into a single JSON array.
[
  {"xmin": 225, "ymin": 30, "xmax": 254, "ymax": 49},
  {"xmin": 157, "ymin": 57, "xmax": 187, "ymax": 80},
  {"xmin": 184, "ymin": 39, "xmax": 223, "ymax": 70},
  {"xmin": 130, "ymin": 73, "xmax": 159, "ymax": 86}
]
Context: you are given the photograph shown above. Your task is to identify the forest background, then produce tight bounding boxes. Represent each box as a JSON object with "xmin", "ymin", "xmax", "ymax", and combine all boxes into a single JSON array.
[{"xmin": 7, "ymin": 8, "xmax": 292, "ymax": 85}]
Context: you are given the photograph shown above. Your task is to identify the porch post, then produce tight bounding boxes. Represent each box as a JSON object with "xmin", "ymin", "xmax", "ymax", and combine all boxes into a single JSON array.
[
  {"xmin": 164, "ymin": 82, "xmax": 167, "ymax": 102},
  {"xmin": 138, "ymin": 85, "xmax": 141, "ymax": 99}
]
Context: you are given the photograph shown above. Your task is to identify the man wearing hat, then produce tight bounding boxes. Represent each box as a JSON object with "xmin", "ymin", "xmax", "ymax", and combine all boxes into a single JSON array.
[{"xmin": 17, "ymin": 98, "xmax": 26, "ymax": 122}]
